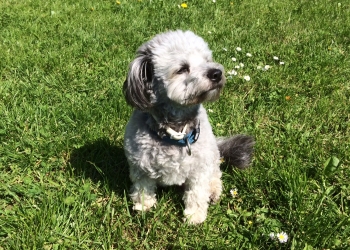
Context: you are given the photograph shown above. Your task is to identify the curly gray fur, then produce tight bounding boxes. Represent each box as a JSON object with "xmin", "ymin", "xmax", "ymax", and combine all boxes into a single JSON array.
[{"xmin": 123, "ymin": 30, "xmax": 254, "ymax": 224}]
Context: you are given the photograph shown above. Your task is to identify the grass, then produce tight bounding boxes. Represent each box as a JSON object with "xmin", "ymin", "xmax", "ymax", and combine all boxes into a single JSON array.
[{"xmin": 0, "ymin": 0, "xmax": 349, "ymax": 249}]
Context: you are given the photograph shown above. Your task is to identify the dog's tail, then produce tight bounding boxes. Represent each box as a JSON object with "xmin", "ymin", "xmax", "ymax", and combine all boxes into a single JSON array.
[{"xmin": 217, "ymin": 135, "xmax": 255, "ymax": 169}]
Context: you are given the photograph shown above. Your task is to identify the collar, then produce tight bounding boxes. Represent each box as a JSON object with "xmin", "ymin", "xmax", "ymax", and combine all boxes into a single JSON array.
[
  {"xmin": 161, "ymin": 123, "xmax": 200, "ymax": 155},
  {"xmin": 162, "ymin": 123, "xmax": 200, "ymax": 146},
  {"xmin": 147, "ymin": 114, "xmax": 200, "ymax": 155}
]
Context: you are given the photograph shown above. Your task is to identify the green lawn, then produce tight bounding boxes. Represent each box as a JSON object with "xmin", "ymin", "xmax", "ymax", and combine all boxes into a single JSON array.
[{"xmin": 1, "ymin": 0, "xmax": 349, "ymax": 249}]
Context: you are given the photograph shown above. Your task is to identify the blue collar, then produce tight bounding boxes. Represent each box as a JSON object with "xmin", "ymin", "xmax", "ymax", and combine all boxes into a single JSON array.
[
  {"xmin": 160, "ymin": 123, "xmax": 200, "ymax": 155},
  {"xmin": 161, "ymin": 126, "xmax": 200, "ymax": 146},
  {"xmin": 147, "ymin": 113, "xmax": 200, "ymax": 155},
  {"xmin": 150, "ymin": 112, "xmax": 200, "ymax": 155}
]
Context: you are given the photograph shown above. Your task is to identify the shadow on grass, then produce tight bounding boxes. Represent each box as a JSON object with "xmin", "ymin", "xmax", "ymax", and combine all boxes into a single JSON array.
[
  {"xmin": 68, "ymin": 138, "xmax": 186, "ymax": 216},
  {"xmin": 68, "ymin": 138, "xmax": 130, "ymax": 197}
]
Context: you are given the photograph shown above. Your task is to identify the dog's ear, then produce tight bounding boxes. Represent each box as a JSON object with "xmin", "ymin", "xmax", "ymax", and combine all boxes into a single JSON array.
[{"xmin": 123, "ymin": 47, "xmax": 154, "ymax": 110}]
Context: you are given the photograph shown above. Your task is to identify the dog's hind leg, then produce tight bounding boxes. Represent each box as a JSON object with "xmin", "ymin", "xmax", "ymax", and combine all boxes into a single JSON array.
[
  {"xmin": 130, "ymin": 176, "xmax": 157, "ymax": 211},
  {"xmin": 209, "ymin": 169, "xmax": 222, "ymax": 203}
]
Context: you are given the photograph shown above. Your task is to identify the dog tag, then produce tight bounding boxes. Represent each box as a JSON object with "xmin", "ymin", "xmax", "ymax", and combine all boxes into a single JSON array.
[{"xmin": 186, "ymin": 138, "xmax": 191, "ymax": 156}]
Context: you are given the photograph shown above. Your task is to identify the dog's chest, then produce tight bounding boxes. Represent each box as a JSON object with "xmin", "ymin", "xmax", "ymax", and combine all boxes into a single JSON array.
[
  {"xmin": 145, "ymin": 142, "xmax": 218, "ymax": 186},
  {"xmin": 124, "ymin": 109, "xmax": 220, "ymax": 186},
  {"xmin": 148, "ymin": 145, "xmax": 193, "ymax": 185}
]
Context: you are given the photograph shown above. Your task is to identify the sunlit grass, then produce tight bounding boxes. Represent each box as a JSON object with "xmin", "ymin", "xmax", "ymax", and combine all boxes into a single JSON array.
[{"xmin": 1, "ymin": 0, "xmax": 349, "ymax": 249}]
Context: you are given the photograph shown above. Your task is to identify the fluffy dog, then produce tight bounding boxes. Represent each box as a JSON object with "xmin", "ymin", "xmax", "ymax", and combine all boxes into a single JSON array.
[{"xmin": 123, "ymin": 30, "xmax": 254, "ymax": 224}]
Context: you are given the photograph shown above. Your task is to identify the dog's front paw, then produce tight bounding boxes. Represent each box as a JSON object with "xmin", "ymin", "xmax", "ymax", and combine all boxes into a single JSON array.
[
  {"xmin": 183, "ymin": 209, "xmax": 207, "ymax": 224},
  {"xmin": 132, "ymin": 197, "xmax": 157, "ymax": 211}
]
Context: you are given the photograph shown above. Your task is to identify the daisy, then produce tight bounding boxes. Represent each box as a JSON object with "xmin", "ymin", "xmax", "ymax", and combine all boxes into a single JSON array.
[
  {"xmin": 236, "ymin": 47, "xmax": 242, "ymax": 52},
  {"xmin": 263, "ymin": 65, "xmax": 271, "ymax": 71},
  {"xmin": 276, "ymin": 232, "xmax": 288, "ymax": 243},
  {"xmin": 243, "ymin": 75, "xmax": 251, "ymax": 81},
  {"xmin": 230, "ymin": 188, "xmax": 238, "ymax": 197}
]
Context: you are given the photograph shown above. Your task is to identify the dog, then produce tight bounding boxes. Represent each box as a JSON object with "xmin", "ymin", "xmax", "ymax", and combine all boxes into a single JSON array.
[{"xmin": 123, "ymin": 30, "xmax": 254, "ymax": 224}]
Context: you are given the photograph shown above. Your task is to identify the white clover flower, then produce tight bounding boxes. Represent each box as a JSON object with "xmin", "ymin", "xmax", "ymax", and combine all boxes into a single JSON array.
[
  {"xmin": 273, "ymin": 56, "xmax": 279, "ymax": 60},
  {"xmin": 223, "ymin": 48, "xmax": 228, "ymax": 52},
  {"xmin": 269, "ymin": 232, "xmax": 275, "ymax": 240},
  {"xmin": 208, "ymin": 31, "xmax": 212, "ymax": 34},
  {"xmin": 263, "ymin": 65, "xmax": 271, "ymax": 71},
  {"xmin": 234, "ymin": 65, "xmax": 240, "ymax": 69},
  {"xmin": 207, "ymin": 109, "xmax": 213, "ymax": 113},
  {"xmin": 230, "ymin": 188, "xmax": 238, "ymax": 197},
  {"xmin": 236, "ymin": 47, "xmax": 242, "ymax": 52},
  {"xmin": 212, "ymin": 0, "xmax": 216, "ymax": 2},
  {"xmin": 276, "ymin": 232, "xmax": 288, "ymax": 243},
  {"xmin": 239, "ymin": 62, "xmax": 244, "ymax": 68},
  {"xmin": 279, "ymin": 61, "xmax": 285, "ymax": 65},
  {"xmin": 228, "ymin": 69, "xmax": 237, "ymax": 76},
  {"xmin": 257, "ymin": 65, "xmax": 262, "ymax": 70},
  {"xmin": 231, "ymin": 57, "xmax": 237, "ymax": 62},
  {"xmin": 246, "ymin": 53, "xmax": 252, "ymax": 57},
  {"xmin": 243, "ymin": 75, "xmax": 251, "ymax": 81}
]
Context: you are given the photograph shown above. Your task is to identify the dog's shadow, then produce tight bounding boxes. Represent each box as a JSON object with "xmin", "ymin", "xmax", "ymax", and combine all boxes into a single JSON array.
[
  {"xmin": 69, "ymin": 138, "xmax": 188, "ymax": 214},
  {"xmin": 68, "ymin": 138, "xmax": 130, "ymax": 197}
]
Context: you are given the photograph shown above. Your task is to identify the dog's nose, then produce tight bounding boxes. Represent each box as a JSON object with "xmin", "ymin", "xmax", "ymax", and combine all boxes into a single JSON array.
[{"xmin": 207, "ymin": 69, "xmax": 222, "ymax": 83}]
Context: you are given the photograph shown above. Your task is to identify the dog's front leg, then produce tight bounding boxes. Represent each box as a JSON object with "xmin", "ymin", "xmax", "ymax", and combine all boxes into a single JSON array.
[
  {"xmin": 130, "ymin": 175, "xmax": 157, "ymax": 211},
  {"xmin": 183, "ymin": 177, "xmax": 211, "ymax": 224}
]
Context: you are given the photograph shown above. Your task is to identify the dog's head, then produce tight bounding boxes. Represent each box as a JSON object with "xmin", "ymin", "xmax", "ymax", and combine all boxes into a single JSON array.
[{"xmin": 124, "ymin": 30, "xmax": 226, "ymax": 110}]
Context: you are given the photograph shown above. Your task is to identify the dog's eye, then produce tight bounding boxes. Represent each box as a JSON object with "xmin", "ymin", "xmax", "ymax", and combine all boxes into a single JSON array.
[{"xmin": 177, "ymin": 65, "xmax": 189, "ymax": 74}]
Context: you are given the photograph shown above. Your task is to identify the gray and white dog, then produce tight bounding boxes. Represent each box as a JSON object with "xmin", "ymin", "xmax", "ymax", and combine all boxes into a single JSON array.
[{"xmin": 123, "ymin": 30, "xmax": 254, "ymax": 224}]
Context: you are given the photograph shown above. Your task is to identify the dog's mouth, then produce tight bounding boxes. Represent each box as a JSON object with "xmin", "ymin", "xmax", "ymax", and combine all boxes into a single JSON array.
[
  {"xmin": 199, "ymin": 85, "xmax": 222, "ymax": 98},
  {"xmin": 205, "ymin": 83, "xmax": 224, "ymax": 93},
  {"xmin": 184, "ymin": 83, "xmax": 223, "ymax": 105},
  {"xmin": 200, "ymin": 79, "xmax": 225, "ymax": 95}
]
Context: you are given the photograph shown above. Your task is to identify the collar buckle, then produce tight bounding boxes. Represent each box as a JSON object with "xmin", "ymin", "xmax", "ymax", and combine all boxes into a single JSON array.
[{"xmin": 165, "ymin": 124, "xmax": 188, "ymax": 140}]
